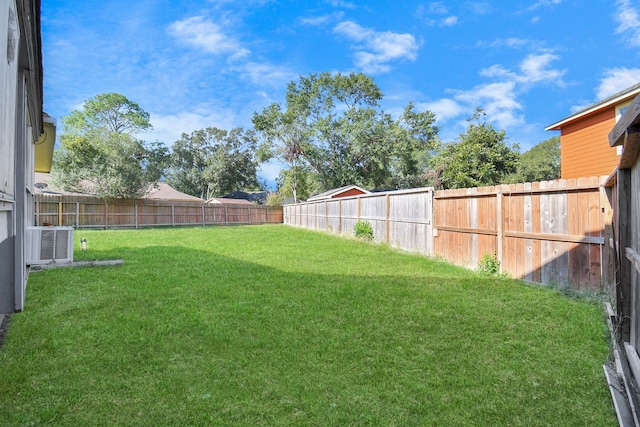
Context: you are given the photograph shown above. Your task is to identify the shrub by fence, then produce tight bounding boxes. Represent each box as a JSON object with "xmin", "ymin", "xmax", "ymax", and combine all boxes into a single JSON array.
[
  {"xmin": 34, "ymin": 194, "xmax": 283, "ymax": 229},
  {"xmin": 284, "ymin": 177, "xmax": 613, "ymax": 291},
  {"xmin": 284, "ymin": 188, "xmax": 434, "ymax": 256},
  {"xmin": 434, "ymin": 177, "xmax": 612, "ymax": 291}
]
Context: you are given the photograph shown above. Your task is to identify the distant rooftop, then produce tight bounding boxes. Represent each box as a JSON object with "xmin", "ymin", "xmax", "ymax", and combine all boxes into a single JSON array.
[{"xmin": 34, "ymin": 173, "xmax": 204, "ymax": 201}]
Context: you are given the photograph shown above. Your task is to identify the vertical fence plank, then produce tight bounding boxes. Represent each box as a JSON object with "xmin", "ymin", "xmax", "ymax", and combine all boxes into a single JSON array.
[
  {"xmin": 524, "ymin": 185, "xmax": 533, "ymax": 282},
  {"xmin": 497, "ymin": 192, "xmax": 504, "ymax": 274}
]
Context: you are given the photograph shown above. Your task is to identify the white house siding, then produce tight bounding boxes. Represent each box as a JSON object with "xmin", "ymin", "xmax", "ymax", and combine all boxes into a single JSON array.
[{"xmin": 0, "ymin": 0, "xmax": 43, "ymax": 313}]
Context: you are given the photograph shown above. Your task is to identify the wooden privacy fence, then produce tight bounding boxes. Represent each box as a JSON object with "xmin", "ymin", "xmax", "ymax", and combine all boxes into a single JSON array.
[
  {"xmin": 284, "ymin": 177, "xmax": 613, "ymax": 291},
  {"xmin": 34, "ymin": 194, "xmax": 283, "ymax": 229},
  {"xmin": 284, "ymin": 188, "xmax": 434, "ymax": 256},
  {"xmin": 600, "ymin": 91, "xmax": 640, "ymax": 427},
  {"xmin": 434, "ymin": 177, "xmax": 612, "ymax": 291}
]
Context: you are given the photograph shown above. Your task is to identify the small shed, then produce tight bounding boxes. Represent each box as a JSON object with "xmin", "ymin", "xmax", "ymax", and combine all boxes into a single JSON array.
[{"xmin": 306, "ymin": 185, "xmax": 370, "ymax": 202}]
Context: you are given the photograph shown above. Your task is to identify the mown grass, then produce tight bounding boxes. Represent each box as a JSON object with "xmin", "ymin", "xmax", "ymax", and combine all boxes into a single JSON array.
[{"xmin": 0, "ymin": 225, "xmax": 615, "ymax": 426}]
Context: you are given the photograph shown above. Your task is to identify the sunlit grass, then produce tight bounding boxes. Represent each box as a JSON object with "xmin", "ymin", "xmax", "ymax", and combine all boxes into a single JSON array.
[{"xmin": 0, "ymin": 225, "xmax": 615, "ymax": 426}]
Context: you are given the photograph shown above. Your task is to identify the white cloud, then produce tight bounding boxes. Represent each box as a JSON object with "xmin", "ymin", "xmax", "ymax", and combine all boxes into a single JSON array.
[
  {"xmin": 480, "ymin": 37, "xmax": 540, "ymax": 50},
  {"xmin": 148, "ymin": 109, "xmax": 238, "ymax": 146},
  {"xmin": 453, "ymin": 81, "xmax": 523, "ymax": 128},
  {"xmin": 258, "ymin": 159, "xmax": 286, "ymax": 186},
  {"xmin": 525, "ymin": 0, "xmax": 563, "ymax": 12},
  {"xmin": 596, "ymin": 67, "xmax": 640, "ymax": 99},
  {"xmin": 333, "ymin": 21, "xmax": 420, "ymax": 74},
  {"xmin": 423, "ymin": 2, "xmax": 449, "ymax": 14},
  {"xmin": 465, "ymin": 2, "xmax": 491, "ymax": 14},
  {"xmin": 300, "ymin": 12, "xmax": 344, "ymax": 26},
  {"xmin": 168, "ymin": 16, "xmax": 249, "ymax": 59},
  {"xmin": 239, "ymin": 62, "xmax": 298, "ymax": 88},
  {"xmin": 441, "ymin": 16, "xmax": 458, "ymax": 26},
  {"xmin": 416, "ymin": 3, "xmax": 458, "ymax": 26},
  {"xmin": 615, "ymin": 0, "xmax": 640, "ymax": 48},
  {"xmin": 424, "ymin": 52, "xmax": 565, "ymax": 132},
  {"xmin": 421, "ymin": 98, "xmax": 465, "ymax": 122},
  {"xmin": 518, "ymin": 53, "xmax": 565, "ymax": 84},
  {"xmin": 326, "ymin": 0, "xmax": 356, "ymax": 8}
]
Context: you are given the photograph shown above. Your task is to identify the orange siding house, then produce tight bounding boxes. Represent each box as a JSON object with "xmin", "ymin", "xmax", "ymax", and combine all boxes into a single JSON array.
[{"xmin": 546, "ymin": 83, "xmax": 640, "ymax": 179}]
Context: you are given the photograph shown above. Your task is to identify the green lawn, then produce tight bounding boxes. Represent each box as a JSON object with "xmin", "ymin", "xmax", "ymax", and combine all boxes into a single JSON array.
[{"xmin": 0, "ymin": 225, "xmax": 615, "ymax": 426}]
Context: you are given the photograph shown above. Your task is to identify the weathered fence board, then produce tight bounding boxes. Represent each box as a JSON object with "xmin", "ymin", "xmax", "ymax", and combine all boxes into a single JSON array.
[
  {"xmin": 433, "ymin": 178, "xmax": 609, "ymax": 290},
  {"xmin": 285, "ymin": 179, "xmax": 612, "ymax": 291},
  {"xmin": 285, "ymin": 188, "xmax": 435, "ymax": 256},
  {"xmin": 34, "ymin": 194, "xmax": 283, "ymax": 229}
]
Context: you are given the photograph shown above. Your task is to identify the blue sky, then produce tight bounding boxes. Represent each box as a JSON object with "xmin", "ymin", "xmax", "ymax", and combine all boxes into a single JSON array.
[{"xmin": 41, "ymin": 0, "xmax": 640, "ymax": 186}]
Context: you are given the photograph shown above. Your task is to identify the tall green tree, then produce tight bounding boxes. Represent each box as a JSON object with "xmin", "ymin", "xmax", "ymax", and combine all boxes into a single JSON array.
[
  {"xmin": 388, "ymin": 102, "xmax": 439, "ymax": 188},
  {"xmin": 433, "ymin": 109, "xmax": 520, "ymax": 189},
  {"xmin": 275, "ymin": 166, "xmax": 321, "ymax": 202},
  {"xmin": 165, "ymin": 127, "xmax": 260, "ymax": 199},
  {"xmin": 253, "ymin": 103, "xmax": 309, "ymax": 202},
  {"xmin": 507, "ymin": 136, "xmax": 560, "ymax": 183},
  {"xmin": 253, "ymin": 72, "xmax": 438, "ymax": 193},
  {"xmin": 51, "ymin": 93, "xmax": 167, "ymax": 198}
]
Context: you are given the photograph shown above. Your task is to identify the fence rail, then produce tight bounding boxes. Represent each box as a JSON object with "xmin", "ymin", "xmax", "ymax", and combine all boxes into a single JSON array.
[
  {"xmin": 433, "ymin": 177, "xmax": 611, "ymax": 291},
  {"xmin": 34, "ymin": 194, "xmax": 283, "ymax": 229},
  {"xmin": 284, "ymin": 177, "xmax": 613, "ymax": 291},
  {"xmin": 284, "ymin": 188, "xmax": 434, "ymax": 256}
]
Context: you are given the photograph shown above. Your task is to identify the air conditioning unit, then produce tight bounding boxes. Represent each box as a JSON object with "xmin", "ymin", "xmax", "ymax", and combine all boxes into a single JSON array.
[{"xmin": 25, "ymin": 226, "xmax": 74, "ymax": 265}]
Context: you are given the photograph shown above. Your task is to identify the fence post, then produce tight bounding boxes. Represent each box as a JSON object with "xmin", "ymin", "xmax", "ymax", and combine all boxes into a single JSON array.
[
  {"xmin": 225, "ymin": 206, "xmax": 228, "ymax": 226},
  {"xmin": 385, "ymin": 194, "xmax": 390, "ymax": 244},
  {"xmin": 75, "ymin": 202, "xmax": 80, "ymax": 228},
  {"xmin": 135, "ymin": 203, "xmax": 139, "ymax": 229},
  {"xmin": 357, "ymin": 197, "xmax": 361, "ymax": 221},
  {"xmin": 58, "ymin": 201, "xmax": 63, "ymax": 226},
  {"xmin": 339, "ymin": 199, "xmax": 343, "ymax": 233},
  {"xmin": 325, "ymin": 201, "xmax": 328, "ymax": 230},
  {"xmin": 618, "ymin": 169, "xmax": 632, "ymax": 342},
  {"xmin": 202, "ymin": 205, "xmax": 205, "ymax": 226},
  {"xmin": 249, "ymin": 207, "xmax": 252, "ymax": 225},
  {"xmin": 171, "ymin": 203, "xmax": 175, "ymax": 227},
  {"xmin": 497, "ymin": 192, "xmax": 504, "ymax": 274}
]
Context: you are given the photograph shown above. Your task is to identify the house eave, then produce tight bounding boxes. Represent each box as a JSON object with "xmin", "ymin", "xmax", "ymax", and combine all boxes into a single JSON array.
[{"xmin": 545, "ymin": 83, "xmax": 640, "ymax": 131}]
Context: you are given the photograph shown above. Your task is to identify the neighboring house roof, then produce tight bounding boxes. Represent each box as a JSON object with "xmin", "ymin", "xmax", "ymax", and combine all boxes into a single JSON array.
[
  {"xmin": 282, "ymin": 196, "xmax": 297, "ymax": 205},
  {"xmin": 34, "ymin": 172, "xmax": 92, "ymax": 196},
  {"xmin": 144, "ymin": 183, "xmax": 204, "ymax": 201},
  {"xmin": 545, "ymin": 82, "xmax": 640, "ymax": 131},
  {"xmin": 206, "ymin": 197, "xmax": 254, "ymax": 205},
  {"xmin": 223, "ymin": 190, "xmax": 268, "ymax": 205},
  {"xmin": 543, "ymin": 82, "xmax": 640, "ymax": 180},
  {"xmin": 33, "ymin": 173, "xmax": 204, "ymax": 201},
  {"xmin": 306, "ymin": 185, "xmax": 370, "ymax": 202}
]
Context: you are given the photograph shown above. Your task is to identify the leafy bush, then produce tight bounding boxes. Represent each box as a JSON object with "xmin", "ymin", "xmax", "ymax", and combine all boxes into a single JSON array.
[
  {"xmin": 265, "ymin": 191, "xmax": 285, "ymax": 206},
  {"xmin": 353, "ymin": 220, "xmax": 374, "ymax": 240},
  {"xmin": 478, "ymin": 253, "xmax": 501, "ymax": 276}
]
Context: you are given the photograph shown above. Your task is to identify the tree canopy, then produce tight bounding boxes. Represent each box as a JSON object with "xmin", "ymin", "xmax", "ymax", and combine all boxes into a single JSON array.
[
  {"xmin": 51, "ymin": 93, "xmax": 166, "ymax": 199},
  {"xmin": 507, "ymin": 136, "xmax": 560, "ymax": 183},
  {"xmin": 432, "ymin": 109, "xmax": 520, "ymax": 189},
  {"xmin": 165, "ymin": 127, "xmax": 260, "ymax": 199},
  {"xmin": 253, "ymin": 72, "xmax": 439, "ymax": 196}
]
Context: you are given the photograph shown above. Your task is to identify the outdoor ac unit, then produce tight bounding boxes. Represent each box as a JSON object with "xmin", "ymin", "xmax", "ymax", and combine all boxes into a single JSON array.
[{"xmin": 25, "ymin": 226, "xmax": 74, "ymax": 265}]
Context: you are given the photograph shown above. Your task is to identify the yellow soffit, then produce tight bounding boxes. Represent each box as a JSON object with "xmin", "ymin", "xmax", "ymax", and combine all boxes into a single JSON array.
[{"xmin": 34, "ymin": 114, "xmax": 56, "ymax": 173}]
